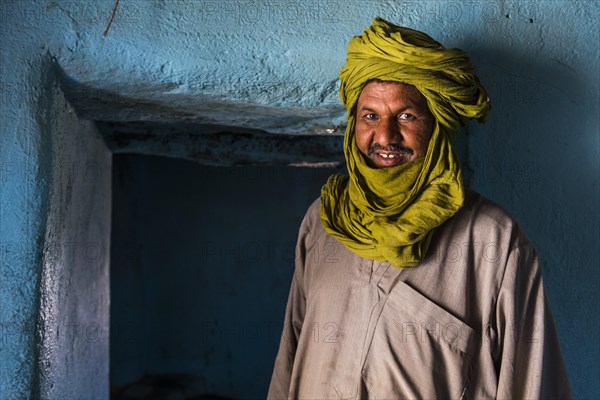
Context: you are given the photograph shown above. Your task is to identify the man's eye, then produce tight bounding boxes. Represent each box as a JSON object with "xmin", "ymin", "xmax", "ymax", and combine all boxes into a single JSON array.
[
  {"xmin": 399, "ymin": 113, "xmax": 415, "ymax": 121},
  {"xmin": 364, "ymin": 113, "xmax": 378, "ymax": 120}
]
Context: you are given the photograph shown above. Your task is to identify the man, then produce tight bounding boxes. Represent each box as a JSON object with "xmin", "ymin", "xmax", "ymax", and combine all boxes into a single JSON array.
[{"xmin": 268, "ymin": 17, "xmax": 571, "ymax": 399}]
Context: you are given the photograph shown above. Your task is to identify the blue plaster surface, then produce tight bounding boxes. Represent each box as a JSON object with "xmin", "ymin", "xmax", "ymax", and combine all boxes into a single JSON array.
[
  {"xmin": 1, "ymin": 1, "xmax": 598, "ymax": 398},
  {"xmin": 36, "ymin": 79, "xmax": 112, "ymax": 399},
  {"xmin": 1, "ymin": 54, "xmax": 112, "ymax": 399}
]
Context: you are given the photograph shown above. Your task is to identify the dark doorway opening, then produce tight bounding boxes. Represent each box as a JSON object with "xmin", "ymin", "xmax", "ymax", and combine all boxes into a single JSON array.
[{"xmin": 109, "ymin": 154, "xmax": 336, "ymax": 398}]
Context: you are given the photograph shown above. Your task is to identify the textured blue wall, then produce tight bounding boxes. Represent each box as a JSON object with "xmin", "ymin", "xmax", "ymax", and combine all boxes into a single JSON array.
[{"xmin": 0, "ymin": 1, "xmax": 598, "ymax": 398}]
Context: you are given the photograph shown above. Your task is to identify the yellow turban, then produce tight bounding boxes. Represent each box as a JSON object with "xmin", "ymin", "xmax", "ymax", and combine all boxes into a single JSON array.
[{"xmin": 320, "ymin": 17, "xmax": 491, "ymax": 268}]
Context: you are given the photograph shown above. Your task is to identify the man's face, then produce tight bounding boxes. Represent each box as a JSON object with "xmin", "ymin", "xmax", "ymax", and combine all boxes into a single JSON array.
[{"xmin": 354, "ymin": 81, "xmax": 435, "ymax": 169}]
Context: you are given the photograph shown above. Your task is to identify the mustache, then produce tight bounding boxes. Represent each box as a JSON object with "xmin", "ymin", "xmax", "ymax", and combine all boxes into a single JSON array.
[{"xmin": 367, "ymin": 144, "xmax": 414, "ymax": 156}]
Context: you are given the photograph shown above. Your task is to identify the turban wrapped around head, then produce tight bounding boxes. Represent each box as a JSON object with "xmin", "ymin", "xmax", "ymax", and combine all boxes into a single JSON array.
[
  {"xmin": 339, "ymin": 16, "xmax": 490, "ymax": 135},
  {"xmin": 320, "ymin": 17, "xmax": 491, "ymax": 268}
]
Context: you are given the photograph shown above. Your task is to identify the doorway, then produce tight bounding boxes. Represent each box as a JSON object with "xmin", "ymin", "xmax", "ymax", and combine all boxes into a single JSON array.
[{"xmin": 109, "ymin": 154, "xmax": 336, "ymax": 398}]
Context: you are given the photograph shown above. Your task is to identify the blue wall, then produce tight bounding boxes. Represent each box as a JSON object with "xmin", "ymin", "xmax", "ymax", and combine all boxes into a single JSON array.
[{"xmin": 0, "ymin": 1, "xmax": 598, "ymax": 398}]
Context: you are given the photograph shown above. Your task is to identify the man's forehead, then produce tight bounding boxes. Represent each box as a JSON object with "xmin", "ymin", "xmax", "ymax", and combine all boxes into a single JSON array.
[{"xmin": 357, "ymin": 81, "xmax": 427, "ymax": 107}]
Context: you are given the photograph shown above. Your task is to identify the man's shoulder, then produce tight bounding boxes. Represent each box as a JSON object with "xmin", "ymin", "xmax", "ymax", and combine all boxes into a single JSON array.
[
  {"xmin": 460, "ymin": 190, "xmax": 519, "ymax": 227},
  {"xmin": 307, "ymin": 197, "xmax": 322, "ymax": 215},
  {"xmin": 301, "ymin": 197, "xmax": 323, "ymax": 230},
  {"xmin": 297, "ymin": 197, "xmax": 336, "ymax": 250},
  {"xmin": 447, "ymin": 189, "xmax": 532, "ymax": 247}
]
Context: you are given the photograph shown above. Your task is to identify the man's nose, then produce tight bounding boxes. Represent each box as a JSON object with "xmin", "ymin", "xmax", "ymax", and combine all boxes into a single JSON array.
[{"xmin": 373, "ymin": 118, "xmax": 401, "ymax": 146}]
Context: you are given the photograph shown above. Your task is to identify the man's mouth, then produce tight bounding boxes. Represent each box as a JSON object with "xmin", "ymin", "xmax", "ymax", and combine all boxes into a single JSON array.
[
  {"xmin": 368, "ymin": 144, "xmax": 413, "ymax": 157},
  {"xmin": 367, "ymin": 145, "xmax": 413, "ymax": 167},
  {"xmin": 377, "ymin": 152, "xmax": 401, "ymax": 159},
  {"xmin": 374, "ymin": 152, "xmax": 404, "ymax": 164}
]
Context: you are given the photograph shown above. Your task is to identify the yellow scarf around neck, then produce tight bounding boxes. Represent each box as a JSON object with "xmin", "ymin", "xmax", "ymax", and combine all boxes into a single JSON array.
[{"xmin": 320, "ymin": 17, "xmax": 491, "ymax": 268}]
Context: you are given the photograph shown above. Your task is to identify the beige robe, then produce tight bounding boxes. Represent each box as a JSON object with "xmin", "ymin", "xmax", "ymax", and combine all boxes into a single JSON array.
[{"xmin": 268, "ymin": 191, "xmax": 571, "ymax": 399}]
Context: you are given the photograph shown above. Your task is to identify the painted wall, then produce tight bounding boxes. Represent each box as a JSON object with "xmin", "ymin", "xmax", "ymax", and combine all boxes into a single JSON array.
[
  {"xmin": 0, "ymin": 57, "xmax": 112, "ymax": 399},
  {"xmin": 37, "ymin": 68, "xmax": 112, "ymax": 399},
  {"xmin": 0, "ymin": 1, "xmax": 598, "ymax": 399}
]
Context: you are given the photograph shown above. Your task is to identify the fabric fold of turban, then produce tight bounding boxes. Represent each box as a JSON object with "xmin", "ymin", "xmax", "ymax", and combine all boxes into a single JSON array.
[{"xmin": 320, "ymin": 17, "xmax": 491, "ymax": 268}]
